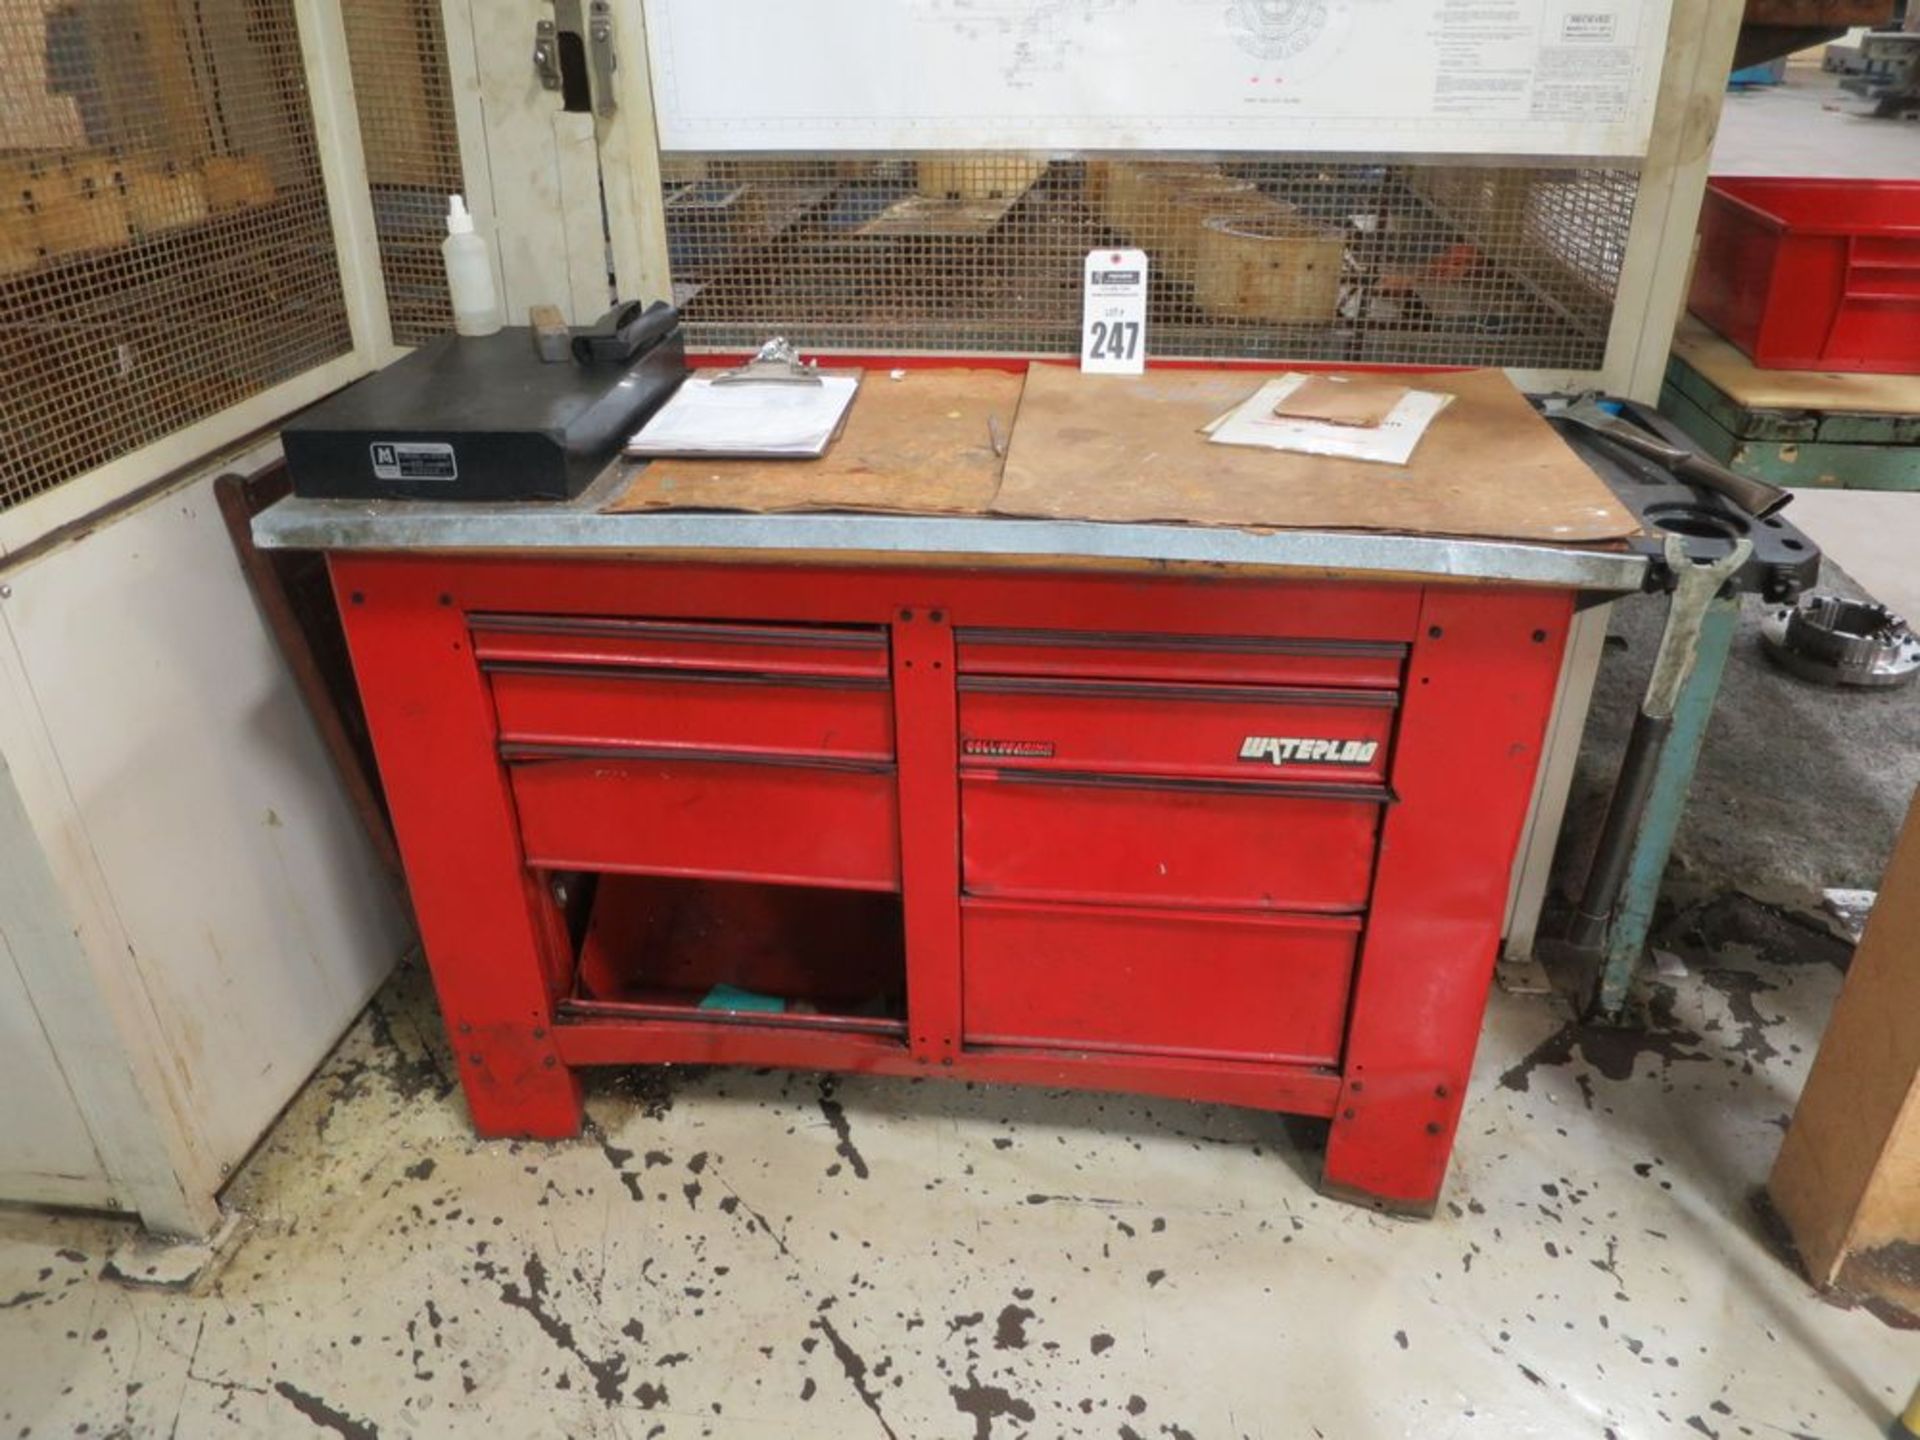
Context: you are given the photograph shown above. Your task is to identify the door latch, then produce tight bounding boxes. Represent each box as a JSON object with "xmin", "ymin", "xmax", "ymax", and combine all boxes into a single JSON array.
[
  {"xmin": 587, "ymin": 0, "xmax": 618, "ymax": 116},
  {"xmin": 532, "ymin": 19, "xmax": 561, "ymax": 92},
  {"xmin": 535, "ymin": 2, "xmax": 617, "ymax": 116}
]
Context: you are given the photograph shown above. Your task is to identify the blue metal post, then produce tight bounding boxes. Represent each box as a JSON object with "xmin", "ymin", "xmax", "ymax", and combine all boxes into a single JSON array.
[{"xmin": 1594, "ymin": 594, "xmax": 1742, "ymax": 1018}]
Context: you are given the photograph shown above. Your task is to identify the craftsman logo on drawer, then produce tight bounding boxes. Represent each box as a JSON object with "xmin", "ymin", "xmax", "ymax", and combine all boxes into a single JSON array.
[
  {"xmin": 963, "ymin": 738, "xmax": 1056, "ymax": 759},
  {"xmin": 1240, "ymin": 736, "xmax": 1381, "ymax": 766}
]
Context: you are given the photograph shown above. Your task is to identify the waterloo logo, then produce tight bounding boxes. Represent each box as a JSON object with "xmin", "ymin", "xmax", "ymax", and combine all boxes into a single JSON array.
[{"xmin": 1240, "ymin": 735, "xmax": 1380, "ymax": 767}]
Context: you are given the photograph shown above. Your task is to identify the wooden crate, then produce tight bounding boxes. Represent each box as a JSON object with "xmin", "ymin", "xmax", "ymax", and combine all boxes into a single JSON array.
[
  {"xmin": 1193, "ymin": 213, "xmax": 1346, "ymax": 323},
  {"xmin": 126, "ymin": 161, "xmax": 211, "ymax": 236},
  {"xmin": 202, "ymin": 154, "xmax": 277, "ymax": 212},
  {"xmin": 1163, "ymin": 187, "xmax": 1289, "ymax": 287},
  {"xmin": 31, "ymin": 156, "xmax": 132, "ymax": 260},
  {"xmin": 915, "ymin": 157, "xmax": 1047, "ymax": 202}
]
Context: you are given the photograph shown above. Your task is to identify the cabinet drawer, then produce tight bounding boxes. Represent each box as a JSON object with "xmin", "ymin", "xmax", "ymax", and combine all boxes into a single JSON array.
[
  {"xmin": 961, "ymin": 772, "xmax": 1381, "ymax": 911},
  {"xmin": 963, "ymin": 899, "xmax": 1358, "ymax": 1065},
  {"xmin": 956, "ymin": 629, "xmax": 1404, "ymax": 690},
  {"xmin": 959, "ymin": 676, "xmax": 1393, "ymax": 785},
  {"xmin": 490, "ymin": 667, "xmax": 892, "ymax": 761},
  {"xmin": 472, "ymin": 615, "xmax": 889, "ymax": 680},
  {"xmin": 509, "ymin": 753, "xmax": 899, "ymax": 891}
]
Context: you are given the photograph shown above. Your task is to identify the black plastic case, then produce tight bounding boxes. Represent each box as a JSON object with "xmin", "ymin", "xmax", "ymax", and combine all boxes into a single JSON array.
[{"xmin": 282, "ymin": 327, "xmax": 687, "ymax": 501}]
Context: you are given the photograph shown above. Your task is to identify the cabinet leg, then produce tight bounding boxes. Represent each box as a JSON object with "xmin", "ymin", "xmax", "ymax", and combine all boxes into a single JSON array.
[
  {"xmin": 1321, "ymin": 587, "xmax": 1575, "ymax": 1214},
  {"xmin": 331, "ymin": 560, "xmax": 583, "ymax": 1142},
  {"xmin": 1319, "ymin": 1075, "xmax": 1465, "ymax": 1216},
  {"xmin": 455, "ymin": 1030, "xmax": 584, "ymax": 1140}
]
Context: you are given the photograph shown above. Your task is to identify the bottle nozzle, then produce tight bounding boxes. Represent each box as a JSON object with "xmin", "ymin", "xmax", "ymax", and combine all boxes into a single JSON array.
[{"xmin": 446, "ymin": 193, "xmax": 474, "ymax": 235}]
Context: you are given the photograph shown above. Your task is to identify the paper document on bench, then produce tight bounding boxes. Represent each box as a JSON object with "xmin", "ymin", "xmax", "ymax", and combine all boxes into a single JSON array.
[
  {"xmin": 1206, "ymin": 373, "xmax": 1453, "ymax": 466},
  {"xmin": 626, "ymin": 374, "xmax": 860, "ymax": 459}
]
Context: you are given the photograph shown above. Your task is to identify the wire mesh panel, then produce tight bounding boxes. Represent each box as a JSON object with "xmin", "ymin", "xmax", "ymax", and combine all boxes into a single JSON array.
[
  {"xmin": 0, "ymin": 0, "xmax": 351, "ymax": 513},
  {"xmin": 340, "ymin": 0, "xmax": 464, "ymax": 345},
  {"xmin": 662, "ymin": 156, "xmax": 1637, "ymax": 370}
]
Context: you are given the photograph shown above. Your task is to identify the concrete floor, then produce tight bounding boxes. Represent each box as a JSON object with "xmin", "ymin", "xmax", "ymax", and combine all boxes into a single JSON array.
[
  {"xmin": 2, "ymin": 940, "xmax": 1915, "ymax": 1440},
  {"xmin": 1710, "ymin": 60, "xmax": 1920, "ymax": 179},
  {"xmin": 1562, "ymin": 560, "xmax": 1920, "ymax": 912},
  {"xmin": 1776, "ymin": 491, "xmax": 1920, "ymax": 619}
]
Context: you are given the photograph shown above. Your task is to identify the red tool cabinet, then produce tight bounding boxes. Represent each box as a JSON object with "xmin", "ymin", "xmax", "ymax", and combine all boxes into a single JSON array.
[{"xmin": 333, "ymin": 554, "xmax": 1571, "ymax": 1213}]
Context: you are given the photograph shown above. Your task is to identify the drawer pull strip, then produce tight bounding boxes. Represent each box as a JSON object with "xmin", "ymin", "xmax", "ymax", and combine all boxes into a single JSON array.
[
  {"xmin": 957, "ymin": 674, "xmax": 1399, "ymax": 708},
  {"xmin": 955, "ymin": 628, "xmax": 1407, "ymax": 659},
  {"xmin": 482, "ymin": 659, "xmax": 888, "ymax": 692},
  {"xmin": 501, "ymin": 742, "xmax": 897, "ymax": 776},
  {"xmin": 472, "ymin": 614, "xmax": 887, "ymax": 652},
  {"xmin": 977, "ymin": 767, "xmax": 1394, "ymax": 804}
]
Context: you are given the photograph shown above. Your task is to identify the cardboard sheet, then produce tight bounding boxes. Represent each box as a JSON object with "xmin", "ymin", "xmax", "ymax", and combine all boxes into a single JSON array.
[
  {"xmin": 605, "ymin": 369, "xmax": 1021, "ymax": 515},
  {"xmin": 1272, "ymin": 374, "xmax": 1410, "ymax": 428},
  {"xmin": 992, "ymin": 365, "xmax": 1640, "ymax": 542},
  {"xmin": 1208, "ymin": 374, "xmax": 1452, "ymax": 466}
]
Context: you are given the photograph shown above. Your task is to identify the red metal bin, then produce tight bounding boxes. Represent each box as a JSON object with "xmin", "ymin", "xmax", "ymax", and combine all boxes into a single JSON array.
[{"xmin": 1689, "ymin": 176, "xmax": 1920, "ymax": 374}]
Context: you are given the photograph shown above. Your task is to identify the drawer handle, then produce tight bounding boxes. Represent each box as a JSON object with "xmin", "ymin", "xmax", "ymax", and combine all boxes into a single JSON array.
[
  {"xmin": 502, "ymin": 742, "xmax": 896, "ymax": 776},
  {"xmin": 955, "ymin": 627, "xmax": 1408, "ymax": 660},
  {"xmin": 483, "ymin": 659, "xmax": 888, "ymax": 692},
  {"xmin": 472, "ymin": 614, "xmax": 888, "ymax": 653},
  {"xmin": 958, "ymin": 674, "xmax": 1398, "ymax": 708},
  {"xmin": 979, "ymin": 768, "xmax": 1394, "ymax": 804}
]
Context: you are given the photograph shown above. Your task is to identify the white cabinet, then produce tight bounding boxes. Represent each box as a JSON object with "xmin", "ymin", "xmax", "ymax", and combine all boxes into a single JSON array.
[{"xmin": 0, "ymin": 458, "xmax": 410, "ymax": 1236}]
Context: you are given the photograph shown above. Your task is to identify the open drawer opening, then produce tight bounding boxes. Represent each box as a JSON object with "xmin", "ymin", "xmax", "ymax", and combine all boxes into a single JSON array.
[{"xmin": 561, "ymin": 874, "xmax": 908, "ymax": 1036}]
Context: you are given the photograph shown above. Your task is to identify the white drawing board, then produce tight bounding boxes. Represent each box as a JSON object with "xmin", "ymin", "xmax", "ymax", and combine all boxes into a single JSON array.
[{"xmin": 643, "ymin": 0, "xmax": 1671, "ymax": 158}]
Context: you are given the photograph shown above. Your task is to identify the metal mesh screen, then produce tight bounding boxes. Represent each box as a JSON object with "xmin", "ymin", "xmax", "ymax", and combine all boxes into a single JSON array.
[
  {"xmin": 0, "ymin": 0, "xmax": 351, "ymax": 512},
  {"xmin": 341, "ymin": 0, "xmax": 464, "ymax": 345},
  {"xmin": 663, "ymin": 156, "xmax": 1637, "ymax": 369}
]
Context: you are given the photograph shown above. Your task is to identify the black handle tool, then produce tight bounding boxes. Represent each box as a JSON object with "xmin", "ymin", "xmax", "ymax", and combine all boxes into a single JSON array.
[
  {"xmin": 1542, "ymin": 393, "xmax": 1791, "ymax": 519},
  {"xmin": 573, "ymin": 300, "xmax": 681, "ymax": 364}
]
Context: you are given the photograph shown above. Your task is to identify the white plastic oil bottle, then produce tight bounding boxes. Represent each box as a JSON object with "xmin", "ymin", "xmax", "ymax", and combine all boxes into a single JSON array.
[{"xmin": 441, "ymin": 194, "xmax": 502, "ymax": 337}]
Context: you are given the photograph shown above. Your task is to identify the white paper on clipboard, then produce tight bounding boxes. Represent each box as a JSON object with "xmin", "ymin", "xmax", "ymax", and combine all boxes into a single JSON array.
[{"xmin": 626, "ymin": 374, "xmax": 861, "ymax": 458}]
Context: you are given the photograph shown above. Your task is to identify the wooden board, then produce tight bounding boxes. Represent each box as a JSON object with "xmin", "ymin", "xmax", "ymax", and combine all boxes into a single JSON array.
[
  {"xmin": 992, "ymin": 365, "xmax": 1640, "ymax": 542},
  {"xmin": 859, "ymin": 192, "xmax": 1023, "ymax": 239},
  {"xmin": 606, "ymin": 369, "xmax": 1022, "ymax": 516},
  {"xmin": 1769, "ymin": 786, "xmax": 1920, "ymax": 1318},
  {"xmin": 1675, "ymin": 316, "xmax": 1920, "ymax": 416}
]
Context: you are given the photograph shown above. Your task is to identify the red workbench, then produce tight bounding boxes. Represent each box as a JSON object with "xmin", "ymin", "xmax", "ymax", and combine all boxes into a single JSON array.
[{"xmin": 259, "ymin": 370, "xmax": 1648, "ymax": 1214}]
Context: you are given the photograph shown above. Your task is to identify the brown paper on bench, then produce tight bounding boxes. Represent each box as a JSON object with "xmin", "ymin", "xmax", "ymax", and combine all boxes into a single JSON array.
[
  {"xmin": 605, "ymin": 369, "xmax": 1021, "ymax": 515},
  {"xmin": 992, "ymin": 364, "xmax": 1640, "ymax": 543}
]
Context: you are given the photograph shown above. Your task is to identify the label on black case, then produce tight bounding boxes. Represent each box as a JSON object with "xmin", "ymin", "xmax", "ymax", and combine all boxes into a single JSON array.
[{"xmin": 369, "ymin": 441, "xmax": 458, "ymax": 482}]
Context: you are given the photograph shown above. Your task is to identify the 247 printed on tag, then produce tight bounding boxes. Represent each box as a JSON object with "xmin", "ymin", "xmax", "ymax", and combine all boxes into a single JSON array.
[{"xmin": 1082, "ymin": 248, "xmax": 1148, "ymax": 375}]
